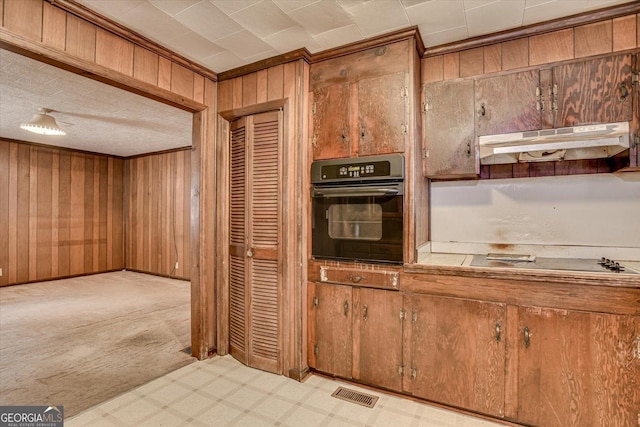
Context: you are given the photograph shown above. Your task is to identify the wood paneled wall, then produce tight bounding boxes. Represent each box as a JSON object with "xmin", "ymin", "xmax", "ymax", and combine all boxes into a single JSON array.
[
  {"xmin": 0, "ymin": 140, "xmax": 124, "ymax": 286},
  {"xmin": 0, "ymin": 0, "xmax": 208, "ymax": 105},
  {"xmin": 124, "ymin": 150, "xmax": 191, "ymax": 280},
  {"xmin": 423, "ymin": 13, "xmax": 640, "ymax": 83}
]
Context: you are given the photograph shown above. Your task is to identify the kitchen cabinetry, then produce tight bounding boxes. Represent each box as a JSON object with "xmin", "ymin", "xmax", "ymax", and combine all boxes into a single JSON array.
[
  {"xmin": 311, "ymin": 72, "xmax": 408, "ymax": 159},
  {"xmin": 308, "ymin": 282, "xmax": 404, "ymax": 391},
  {"xmin": 308, "ymin": 282, "xmax": 353, "ymax": 378},
  {"xmin": 353, "ymin": 287, "xmax": 404, "ymax": 391},
  {"xmin": 515, "ymin": 306, "xmax": 640, "ymax": 427},
  {"xmin": 552, "ymin": 53, "xmax": 633, "ymax": 126},
  {"xmin": 422, "ymin": 52, "xmax": 637, "ymax": 179},
  {"xmin": 422, "ymin": 79, "xmax": 477, "ymax": 178},
  {"xmin": 403, "ymin": 295, "xmax": 506, "ymax": 417},
  {"xmin": 475, "ymin": 69, "xmax": 542, "ymax": 137}
]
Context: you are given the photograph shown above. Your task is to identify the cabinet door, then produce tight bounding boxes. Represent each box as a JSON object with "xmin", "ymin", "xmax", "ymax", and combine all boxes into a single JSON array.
[
  {"xmin": 517, "ymin": 307, "xmax": 640, "ymax": 427},
  {"xmin": 353, "ymin": 287, "xmax": 403, "ymax": 391},
  {"xmin": 405, "ymin": 295, "xmax": 506, "ymax": 417},
  {"xmin": 357, "ymin": 72, "xmax": 407, "ymax": 156},
  {"xmin": 553, "ymin": 54, "xmax": 633, "ymax": 127},
  {"xmin": 423, "ymin": 79, "xmax": 477, "ymax": 178},
  {"xmin": 476, "ymin": 69, "xmax": 541, "ymax": 136},
  {"xmin": 308, "ymin": 283, "xmax": 353, "ymax": 378},
  {"xmin": 311, "ymin": 83, "xmax": 350, "ymax": 160}
]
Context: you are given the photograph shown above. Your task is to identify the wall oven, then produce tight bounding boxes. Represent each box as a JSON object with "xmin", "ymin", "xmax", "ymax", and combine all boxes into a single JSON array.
[{"xmin": 311, "ymin": 154, "xmax": 404, "ymax": 264}]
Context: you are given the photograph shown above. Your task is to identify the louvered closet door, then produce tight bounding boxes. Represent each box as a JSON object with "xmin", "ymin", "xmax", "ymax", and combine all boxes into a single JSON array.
[{"xmin": 229, "ymin": 111, "xmax": 282, "ymax": 374}]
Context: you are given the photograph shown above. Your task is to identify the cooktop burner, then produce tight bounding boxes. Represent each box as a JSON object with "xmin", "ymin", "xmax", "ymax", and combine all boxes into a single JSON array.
[{"xmin": 470, "ymin": 255, "xmax": 639, "ymax": 274}]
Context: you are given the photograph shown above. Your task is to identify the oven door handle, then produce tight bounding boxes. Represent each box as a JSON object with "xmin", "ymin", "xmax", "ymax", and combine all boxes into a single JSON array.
[{"xmin": 313, "ymin": 187, "xmax": 400, "ymax": 198}]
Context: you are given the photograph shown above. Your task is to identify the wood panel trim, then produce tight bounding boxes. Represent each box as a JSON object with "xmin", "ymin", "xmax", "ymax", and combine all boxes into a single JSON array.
[
  {"xmin": 0, "ymin": 137, "xmax": 125, "ymax": 159},
  {"xmin": 424, "ymin": 2, "xmax": 640, "ymax": 57},
  {"xmin": 218, "ymin": 48, "xmax": 311, "ymax": 81},
  {"xmin": 124, "ymin": 145, "xmax": 191, "ymax": 160},
  {"xmin": 219, "ymin": 99, "xmax": 287, "ymax": 121},
  {"xmin": 0, "ymin": 27, "xmax": 206, "ymax": 112},
  {"xmin": 312, "ymin": 26, "xmax": 424, "ymax": 64},
  {"xmin": 47, "ymin": 0, "xmax": 217, "ymax": 81}
]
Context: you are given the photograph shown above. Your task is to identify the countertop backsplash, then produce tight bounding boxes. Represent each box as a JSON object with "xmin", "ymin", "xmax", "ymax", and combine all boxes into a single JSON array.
[{"xmin": 428, "ymin": 173, "xmax": 640, "ymax": 261}]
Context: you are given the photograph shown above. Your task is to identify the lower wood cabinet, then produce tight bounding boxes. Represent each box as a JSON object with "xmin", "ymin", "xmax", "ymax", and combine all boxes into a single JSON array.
[
  {"xmin": 308, "ymin": 279, "xmax": 640, "ymax": 426},
  {"xmin": 353, "ymin": 287, "xmax": 404, "ymax": 391},
  {"xmin": 403, "ymin": 295, "xmax": 506, "ymax": 418},
  {"xmin": 308, "ymin": 282, "xmax": 353, "ymax": 378},
  {"xmin": 308, "ymin": 283, "xmax": 404, "ymax": 391},
  {"xmin": 514, "ymin": 306, "xmax": 640, "ymax": 427}
]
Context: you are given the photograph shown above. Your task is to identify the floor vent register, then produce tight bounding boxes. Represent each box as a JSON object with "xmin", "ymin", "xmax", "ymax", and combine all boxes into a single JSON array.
[{"xmin": 331, "ymin": 386, "xmax": 379, "ymax": 408}]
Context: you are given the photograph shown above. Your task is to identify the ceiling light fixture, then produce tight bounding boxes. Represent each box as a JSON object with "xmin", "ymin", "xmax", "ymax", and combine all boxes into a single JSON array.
[{"xmin": 20, "ymin": 108, "xmax": 66, "ymax": 136}]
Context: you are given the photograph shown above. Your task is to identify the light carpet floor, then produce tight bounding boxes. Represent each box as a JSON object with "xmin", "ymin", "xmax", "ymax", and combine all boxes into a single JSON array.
[{"xmin": 0, "ymin": 271, "xmax": 193, "ymax": 417}]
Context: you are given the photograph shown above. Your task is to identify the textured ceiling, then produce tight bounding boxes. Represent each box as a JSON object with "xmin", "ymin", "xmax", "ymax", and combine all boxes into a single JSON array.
[
  {"xmin": 0, "ymin": 49, "xmax": 192, "ymax": 157},
  {"xmin": 1, "ymin": 0, "xmax": 634, "ymax": 156},
  {"xmin": 77, "ymin": 0, "xmax": 635, "ymax": 73}
]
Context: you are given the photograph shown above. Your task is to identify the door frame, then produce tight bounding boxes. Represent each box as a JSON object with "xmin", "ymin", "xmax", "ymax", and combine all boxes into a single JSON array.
[{"xmin": 0, "ymin": 19, "xmax": 217, "ymax": 360}]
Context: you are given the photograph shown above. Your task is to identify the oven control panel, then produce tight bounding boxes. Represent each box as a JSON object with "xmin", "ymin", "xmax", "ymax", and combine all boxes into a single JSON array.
[
  {"xmin": 321, "ymin": 160, "xmax": 391, "ymax": 179},
  {"xmin": 311, "ymin": 154, "xmax": 405, "ymax": 184}
]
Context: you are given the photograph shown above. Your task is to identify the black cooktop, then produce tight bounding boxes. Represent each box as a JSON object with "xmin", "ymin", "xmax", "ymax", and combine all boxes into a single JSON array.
[{"xmin": 470, "ymin": 255, "xmax": 638, "ymax": 274}]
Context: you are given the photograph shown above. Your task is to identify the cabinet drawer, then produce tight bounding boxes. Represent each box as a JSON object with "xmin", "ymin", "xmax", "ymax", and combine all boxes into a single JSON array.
[{"xmin": 319, "ymin": 266, "xmax": 399, "ymax": 290}]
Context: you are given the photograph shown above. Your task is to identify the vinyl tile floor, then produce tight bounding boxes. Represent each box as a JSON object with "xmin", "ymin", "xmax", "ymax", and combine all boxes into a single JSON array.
[{"xmin": 67, "ymin": 355, "xmax": 506, "ymax": 427}]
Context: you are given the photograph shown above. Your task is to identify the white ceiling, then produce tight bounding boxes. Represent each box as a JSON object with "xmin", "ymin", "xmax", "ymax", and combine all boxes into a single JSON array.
[
  {"xmin": 77, "ymin": 0, "xmax": 635, "ymax": 73},
  {"xmin": 1, "ymin": 0, "xmax": 634, "ymax": 156},
  {"xmin": 0, "ymin": 48, "xmax": 192, "ymax": 157}
]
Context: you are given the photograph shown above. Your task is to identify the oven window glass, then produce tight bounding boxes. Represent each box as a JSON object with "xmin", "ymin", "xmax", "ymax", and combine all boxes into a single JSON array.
[{"xmin": 328, "ymin": 203, "xmax": 382, "ymax": 241}]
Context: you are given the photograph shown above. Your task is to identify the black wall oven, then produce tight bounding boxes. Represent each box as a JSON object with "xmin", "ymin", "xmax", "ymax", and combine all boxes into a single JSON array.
[{"xmin": 311, "ymin": 154, "xmax": 404, "ymax": 264}]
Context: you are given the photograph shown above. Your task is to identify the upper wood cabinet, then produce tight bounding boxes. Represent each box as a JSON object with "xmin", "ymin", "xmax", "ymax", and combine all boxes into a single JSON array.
[
  {"xmin": 357, "ymin": 72, "xmax": 408, "ymax": 157},
  {"xmin": 310, "ymin": 83, "xmax": 351, "ymax": 160},
  {"xmin": 423, "ymin": 79, "xmax": 477, "ymax": 178},
  {"xmin": 403, "ymin": 294, "xmax": 506, "ymax": 418},
  {"xmin": 515, "ymin": 306, "xmax": 640, "ymax": 427},
  {"xmin": 475, "ymin": 69, "xmax": 542, "ymax": 136},
  {"xmin": 311, "ymin": 72, "xmax": 408, "ymax": 159},
  {"xmin": 421, "ymin": 52, "xmax": 638, "ymax": 179},
  {"xmin": 552, "ymin": 53, "xmax": 634, "ymax": 127}
]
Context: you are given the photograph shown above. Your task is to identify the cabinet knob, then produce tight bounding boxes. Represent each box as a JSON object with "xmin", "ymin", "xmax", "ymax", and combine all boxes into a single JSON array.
[
  {"xmin": 466, "ymin": 143, "xmax": 471, "ymax": 157},
  {"xmin": 363, "ymin": 304, "xmax": 368, "ymax": 321},
  {"xmin": 344, "ymin": 300, "xmax": 349, "ymax": 317},
  {"xmin": 247, "ymin": 248, "xmax": 254, "ymax": 258},
  {"xmin": 619, "ymin": 82, "xmax": 629, "ymax": 100},
  {"xmin": 524, "ymin": 326, "xmax": 531, "ymax": 348},
  {"xmin": 348, "ymin": 274, "xmax": 365, "ymax": 283},
  {"xmin": 495, "ymin": 322, "xmax": 501, "ymax": 342},
  {"xmin": 479, "ymin": 103, "xmax": 486, "ymax": 117}
]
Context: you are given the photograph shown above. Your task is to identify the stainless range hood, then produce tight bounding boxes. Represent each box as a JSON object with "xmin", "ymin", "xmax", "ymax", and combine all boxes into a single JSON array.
[{"xmin": 479, "ymin": 121, "xmax": 630, "ymax": 164}]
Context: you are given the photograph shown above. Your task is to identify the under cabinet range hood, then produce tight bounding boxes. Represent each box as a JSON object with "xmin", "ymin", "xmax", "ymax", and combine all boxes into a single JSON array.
[{"xmin": 478, "ymin": 121, "xmax": 630, "ymax": 164}]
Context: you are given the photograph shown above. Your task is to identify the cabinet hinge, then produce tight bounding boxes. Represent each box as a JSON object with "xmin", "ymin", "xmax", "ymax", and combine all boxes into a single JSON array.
[
  {"xmin": 632, "ymin": 72, "xmax": 639, "ymax": 86},
  {"xmin": 423, "ymin": 101, "xmax": 431, "ymax": 113},
  {"xmin": 314, "ymin": 344, "xmax": 319, "ymax": 356},
  {"xmin": 401, "ymin": 86, "xmax": 408, "ymax": 98},
  {"xmin": 398, "ymin": 365, "xmax": 405, "ymax": 376},
  {"xmin": 423, "ymin": 148, "xmax": 429, "ymax": 159},
  {"xmin": 411, "ymin": 310, "xmax": 418, "ymax": 323},
  {"xmin": 312, "ymin": 295, "xmax": 318, "ymax": 307},
  {"xmin": 634, "ymin": 135, "xmax": 640, "ymax": 147},
  {"xmin": 401, "ymin": 123, "xmax": 408, "ymax": 135},
  {"xmin": 634, "ymin": 336, "xmax": 640, "ymax": 359},
  {"xmin": 312, "ymin": 101, "xmax": 317, "ymax": 115},
  {"xmin": 400, "ymin": 310, "xmax": 406, "ymax": 320},
  {"xmin": 410, "ymin": 367, "xmax": 417, "ymax": 379},
  {"xmin": 311, "ymin": 134, "xmax": 317, "ymax": 147}
]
